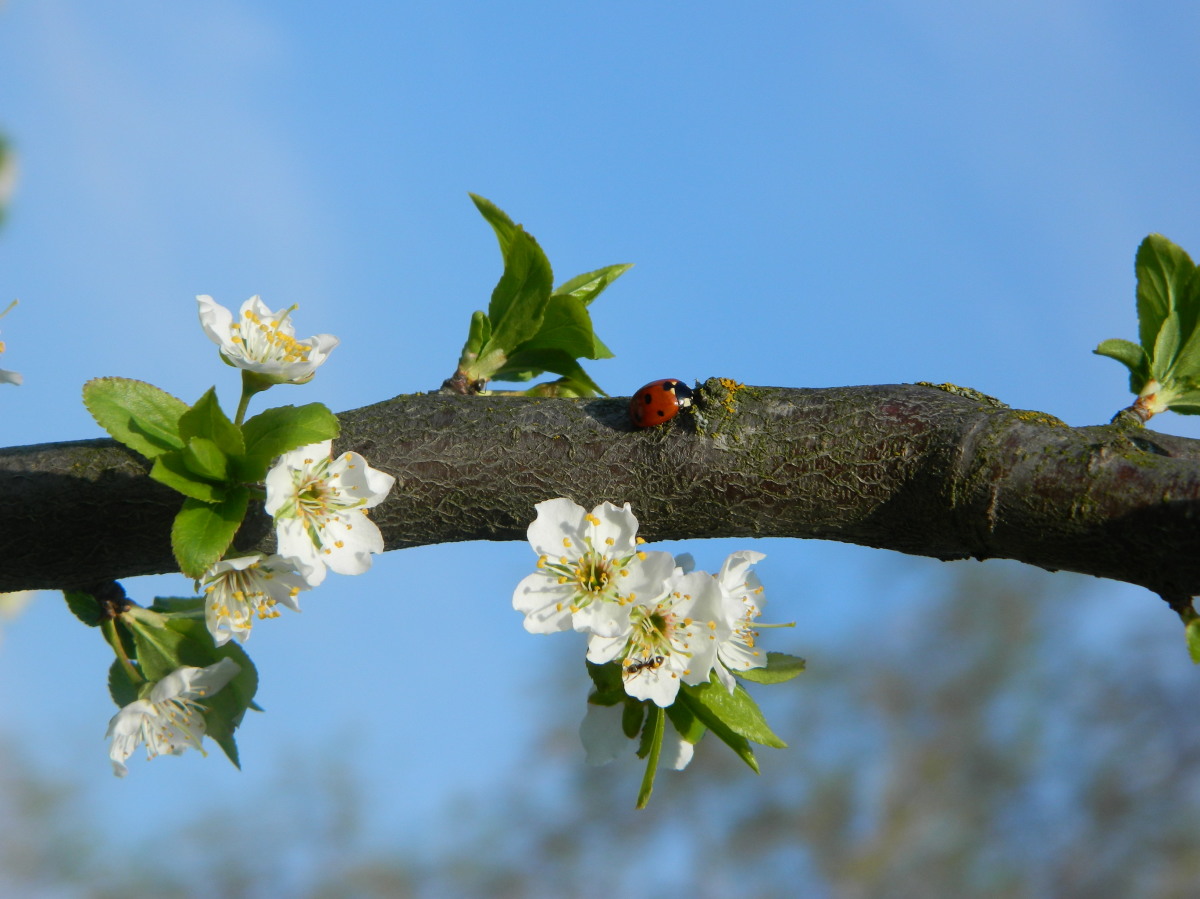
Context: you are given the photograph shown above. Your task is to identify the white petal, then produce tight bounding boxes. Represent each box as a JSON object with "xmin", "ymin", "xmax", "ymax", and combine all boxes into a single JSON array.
[
  {"xmin": 579, "ymin": 702, "xmax": 629, "ymax": 766},
  {"xmin": 622, "ymin": 662, "xmax": 681, "ymax": 707},
  {"xmin": 274, "ymin": 518, "xmax": 328, "ymax": 585},
  {"xmin": 196, "ymin": 294, "xmax": 235, "ymax": 349},
  {"xmin": 331, "ymin": 452, "xmax": 395, "ymax": 508},
  {"xmin": 617, "ymin": 550, "xmax": 675, "ymax": 600},
  {"xmin": 590, "ymin": 501, "xmax": 639, "ymax": 555},
  {"xmin": 663, "ymin": 727, "xmax": 696, "ymax": 770},
  {"xmin": 527, "ymin": 498, "xmax": 587, "ymax": 557},
  {"xmin": 572, "ymin": 597, "xmax": 633, "ymax": 639},
  {"xmin": 513, "ymin": 572, "xmax": 574, "ymax": 633},
  {"xmin": 585, "ymin": 631, "xmax": 627, "ymax": 664}
]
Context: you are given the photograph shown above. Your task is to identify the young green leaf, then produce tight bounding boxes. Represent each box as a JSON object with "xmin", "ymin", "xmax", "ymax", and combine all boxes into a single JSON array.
[
  {"xmin": 1094, "ymin": 338, "xmax": 1148, "ymax": 378},
  {"xmin": 149, "ymin": 595, "xmax": 207, "ymax": 616},
  {"xmin": 586, "ymin": 660, "xmax": 626, "ymax": 705},
  {"xmin": 480, "ymin": 227, "xmax": 554, "ymax": 360},
  {"xmin": 108, "ymin": 659, "xmax": 139, "ymax": 708},
  {"xmin": 150, "ymin": 451, "xmax": 229, "ymax": 503},
  {"xmin": 1136, "ymin": 235, "xmax": 1196, "ymax": 355},
  {"xmin": 469, "ymin": 193, "xmax": 520, "ymax": 259},
  {"xmin": 681, "ymin": 677, "xmax": 787, "ymax": 749},
  {"xmin": 678, "ymin": 687, "xmax": 760, "ymax": 773},
  {"xmin": 462, "ymin": 309, "xmax": 491, "ymax": 361},
  {"xmin": 170, "ymin": 488, "xmax": 250, "ymax": 579},
  {"xmin": 1188, "ymin": 617, "xmax": 1200, "ymax": 665},
  {"xmin": 622, "ymin": 699, "xmax": 647, "ymax": 739},
  {"xmin": 238, "ymin": 403, "xmax": 340, "ymax": 480},
  {"xmin": 123, "ymin": 612, "xmax": 188, "ymax": 683},
  {"xmin": 1151, "ymin": 311, "xmax": 1183, "ymax": 382},
  {"xmin": 553, "ymin": 263, "xmax": 633, "ymax": 307},
  {"xmin": 182, "ymin": 437, "xmax": 229, "ymax": 482},
  {"xmin": 495, "ymin": 347, "xmax": 606, "ymax": 396},
  {"xmin": 517, "ymin": 294, "xmax": 604, "ymax": 360},
  {"xmin": 82, "ymin": 377, "xmax": 188, "ymax": 459},
  {"xmin": 178, "ymin": 388, "xmax": 244, "ymax": 456},
  {"xmin": 63, "ymin": 590, "xmax": 104, "ymax": 627},
  {"xmin": 737, "ymin": 652, "xmax": 808, "ymax": 685},
  {"xmin": 665, "ymin": 698, "xmax": 708, "ymax": 744}
]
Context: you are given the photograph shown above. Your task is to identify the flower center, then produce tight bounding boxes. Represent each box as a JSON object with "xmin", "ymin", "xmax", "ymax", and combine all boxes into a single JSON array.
[
  {"xmin": 574, "ymin": 549, "xmax": 614, "ymax": 595},
  {"xmin": 231, "ymin": 305, "xmax": 313, "ymax": 364}
]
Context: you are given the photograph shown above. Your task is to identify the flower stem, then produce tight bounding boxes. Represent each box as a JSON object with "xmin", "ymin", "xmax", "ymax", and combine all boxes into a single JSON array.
[
  {"xmin": 101, "ymin": 619, "xmax": 143, "ymax": 686},
  {"xmin": 635, "ymin": 706, "xmax": 665, "ymax": 809}
]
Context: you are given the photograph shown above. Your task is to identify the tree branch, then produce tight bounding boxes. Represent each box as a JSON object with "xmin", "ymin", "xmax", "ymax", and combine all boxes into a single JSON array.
[{"xmin": 3, "ymin": 380, "xmax": 1199, "ymax": 600}]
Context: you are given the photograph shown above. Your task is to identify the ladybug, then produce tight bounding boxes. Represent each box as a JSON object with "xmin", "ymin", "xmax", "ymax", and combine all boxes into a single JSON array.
[{"xmin": 629, "ymin": 379, "xmax": 694, "ymax": 427}]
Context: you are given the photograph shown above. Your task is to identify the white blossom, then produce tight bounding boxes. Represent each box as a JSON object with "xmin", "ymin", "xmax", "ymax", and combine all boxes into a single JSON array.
[
  {"xmin": 197, "ymin": 294, "xmax": 337, "ymax": 384},
  {"xmin": 264, "ymin": 440, "xmax": 395, "ymax": 586},
  {"xmin": 711, "ymin": 550, "xmax": 769, "ymax": 691},
  {"xmin": 106, "ymin": 658, "xmax": 240, "ymax": 777},
  {"xmin": 587, "ymin": 570, "xmax": 729, "ymax": 707},
  {"xmin": 199, "ymin": 554, "xmax": 310, "ymax": 645},
  {"xmin": 513, "ymin": 498, "xmax": 674, "ymax": 638}
]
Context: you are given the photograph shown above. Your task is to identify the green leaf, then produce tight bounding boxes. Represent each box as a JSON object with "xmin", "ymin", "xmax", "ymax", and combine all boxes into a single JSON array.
[
  {"xmin": 150, "ymin": 451, "xmax": 229, "ymax": 503},
  {"xmin": 461, "ymin": 309, "xmax": 491, "ymax": 361},
  {"xmin": 469, "ymin": 193, "xmax": 520, "ymax": 259},
  {"xmin": 665, "ymin": 699, "xmax": 708, "ymax": 744},
  {"xmin": 585, "ymin": 660, "xmax": 626, "ymax": 705},
  {"xmin": 171, "ymin": 488, "xmax": 250, "ymax": 579},
  {"xmin": 553, "ymin": 263, "xmax": 633, "ymax": 307},
  {"xmin": 1136, "ymin": 235, "xmax": 1196, "ymax": 354},
  {"xmin": 622, "ymin": 699, "xmax": 647, "ymax": 739},
  {"xmin": 494, "ymin": 347, "xmax": 606, "ymax": 396},
  {"xmin": 123, "ymin": 612, "xmax": 188, "ymax": 682},
  {"xmin": 480, "ymin": 227, "xmax": 554, "ymax": 359},
  {"xmin": 635, "ymin": 706, "xmax": 665, "ymax": 809},
  {"xmin": 681, "ymin": 677, "xmax": 787, "ymax": 749},
  {"xmin": 182, "ymin": 437, "xmax": 229, "ymax": 482},
  {"xmin": 1094, "ymin": 338, "xmax": 1147, "ymax": 373},
  {"xmin": 678, "ymin": 686, "xmax": 759, "ymax": 773},
  {"xmin": 1165, "ymin": 388, "xmax": 1200, "ymax": 415},
  {"xmin": 149, "ymin": 595, "xmax": 207, "ymax": 616},
  {"xmin": 737, "ymin": 652, "xmax": 808, "ymax": 685},
  {"xmin": 1094, "ymin": 338, "xmax": 1151, "ymax": 394},
  {"xmin": 82, "ymin": 377, "xmax": 187, "ymax": 460},
  {"xmin": 178, "ymin": 388, "xmax": 244, "ymax": 456},
  {"xmin": 108, "ymin": 659, "xmax": 139, "ymax": 708},
  {"xmin": 238, "ymin": 403, "xmax": 340, "ymax": 480},
  {"xmin": 518, "ymin": 295, "xmax": 603, "ymax": 360},
  {"xmin": 1188, "ymin": 617, "xmax": 1200, "ymax": 664},
  {"xmin": 63, "ymin": 590, "xmax": 103, "ymax": 627},
  {"xmin": 1151, "ymin": 311, "xmax": 1182, "ymax": 382}
]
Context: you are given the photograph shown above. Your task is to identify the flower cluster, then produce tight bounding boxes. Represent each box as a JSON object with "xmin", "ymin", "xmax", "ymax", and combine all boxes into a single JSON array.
[
  {"xmin": 514, "ymin": 498, "xmax": 790, "ymax": 795},
  {"xmin": 193, "ymin": 296, "xmax": 395, "ymax": 647},
  {"xmin": 104, "ymin": 295, "xmax": 395, "ymax": 775}
]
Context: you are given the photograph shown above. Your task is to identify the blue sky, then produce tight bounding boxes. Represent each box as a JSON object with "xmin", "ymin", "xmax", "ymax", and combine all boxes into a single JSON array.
[{"xmin": 2, "ymin": 0, "xmax": 1200, "ymax": 874}]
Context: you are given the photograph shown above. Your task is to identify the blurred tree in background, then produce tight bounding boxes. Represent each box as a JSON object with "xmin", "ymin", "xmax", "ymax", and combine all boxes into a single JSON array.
[{"xmin": 4, "ymin": 560, "xmax": 1199, "ymax": 898}]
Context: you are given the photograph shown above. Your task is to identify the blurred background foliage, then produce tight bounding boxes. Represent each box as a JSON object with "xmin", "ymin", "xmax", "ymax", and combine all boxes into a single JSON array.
[{"xmin": 4, "ymin": 561, "xmax": 1199, "ymax": 899}]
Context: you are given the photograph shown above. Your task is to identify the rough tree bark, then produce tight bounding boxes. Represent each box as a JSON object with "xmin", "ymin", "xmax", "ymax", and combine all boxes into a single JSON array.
[{"xmin": 2, "ymin": 380, "xmax": 1198, "ymax": 604}]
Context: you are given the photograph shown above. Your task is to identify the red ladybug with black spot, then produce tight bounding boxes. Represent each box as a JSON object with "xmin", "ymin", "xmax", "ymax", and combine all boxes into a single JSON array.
[{"xmin": 629, "ymin": 379, "xmax": 694, "ymax": 427}]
